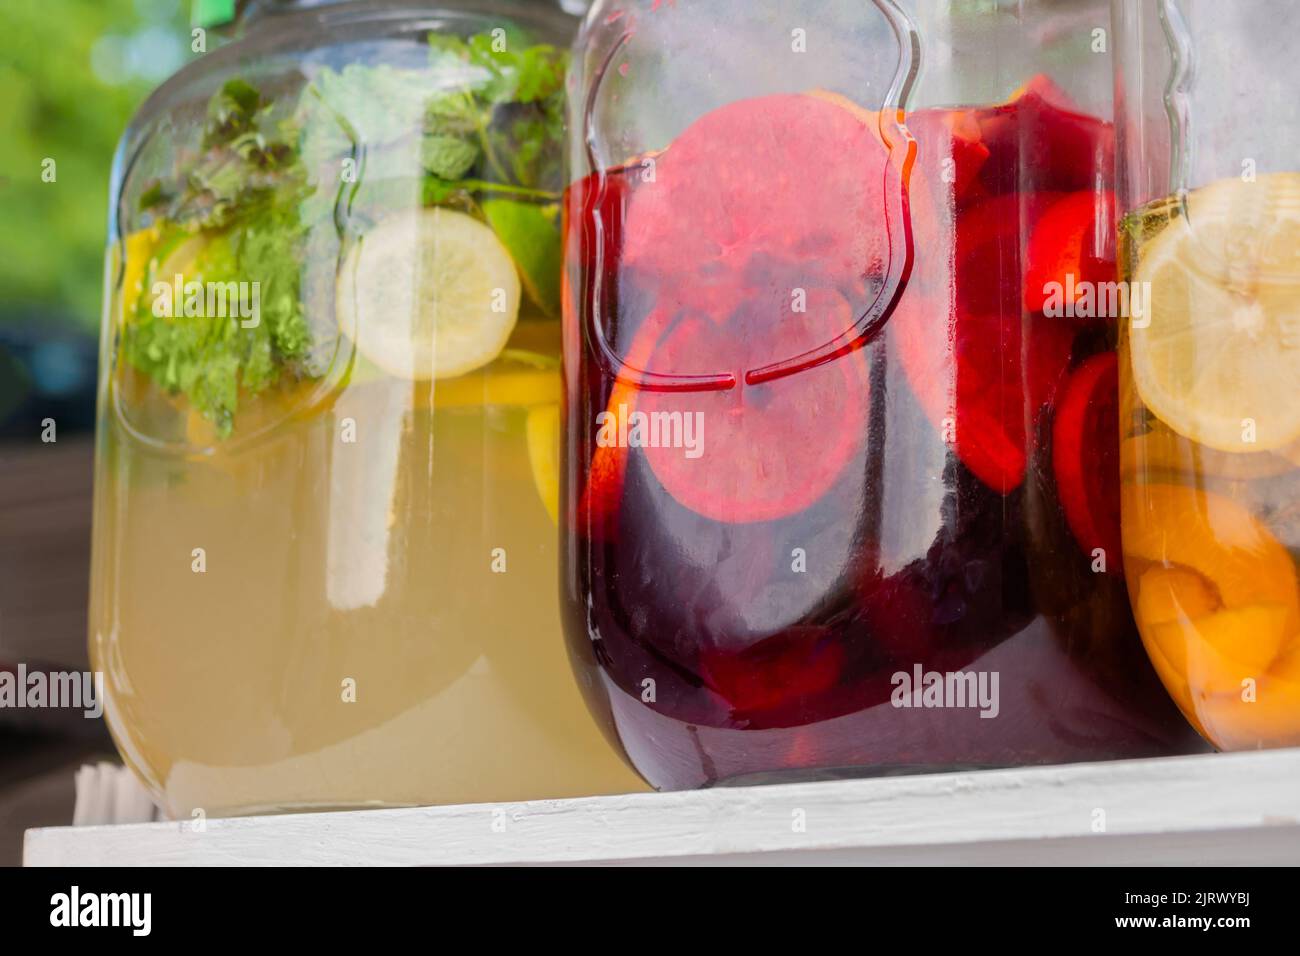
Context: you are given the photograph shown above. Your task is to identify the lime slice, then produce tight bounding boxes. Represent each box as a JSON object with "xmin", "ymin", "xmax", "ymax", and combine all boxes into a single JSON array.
[
  {"xmin": 336, "ymin": 207, "xmax": 521, "ymax": 381},
  {"xmin": 525, "ymin": 403, "xmax": 560, "ymax": 525},
  {"xmin": 481, "ymin": 198, "xmax": 561, "ymax": 318},
  {"xmin": 1129, "ymin": 173, "xmax": 1300, "ymax": 452}
]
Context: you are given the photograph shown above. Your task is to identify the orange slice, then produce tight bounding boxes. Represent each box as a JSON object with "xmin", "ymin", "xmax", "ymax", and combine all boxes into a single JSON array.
[
  {"xmin": 1152, "ymin": 604, "xmax": 1293, "ymax": 696},
  {"xmin": 1197, "ymin": 671, "xmax": 1300, "ymax": 750},
  {"xmin": 1135, "ymin": 565, "xmax": 1221, "ymax": 677},
  {"xmin": 1125, "ymin": 482, "xmax": 1300, "ymax": 745},
  {"xmin": 1123, "ymin": 483, "xmax": 1299, "ymax": 612}
]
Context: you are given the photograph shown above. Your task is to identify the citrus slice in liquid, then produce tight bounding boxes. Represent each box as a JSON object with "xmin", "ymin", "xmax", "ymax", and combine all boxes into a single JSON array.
[
  {"xmin": 119, "ymin": 226, "xmax": 162, "ymax": 319},
  {"xmin": 1129, "ymin": 173, "xmax": 1300, "ymax": 452},
  {"xmin": 1151, "ymin": 604, "xmax": 1293, "ymax": 696},
  {"xmin": 526, "ymin": 403, "xmax": 560, "ymax": 525},
  {"xmin": 336, "ymin": 207, "xmax": 520, "ymax": 381},
  {"xmin": 1124, "ymin": 483, "xmax": 1299, "ymax": 614},
  {"xmin": 1192, "ymin": 605, "xmax": 1300, "ymax": 749},
  {"xmin": 1125, "ymin": 483, "xmax": 1300, "ymax": 739}
]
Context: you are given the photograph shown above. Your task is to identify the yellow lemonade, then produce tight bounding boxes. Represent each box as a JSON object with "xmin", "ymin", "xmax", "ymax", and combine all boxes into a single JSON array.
[{"xmin": 91, "ymin": 312, "xmax": 642, "ymax": 816}]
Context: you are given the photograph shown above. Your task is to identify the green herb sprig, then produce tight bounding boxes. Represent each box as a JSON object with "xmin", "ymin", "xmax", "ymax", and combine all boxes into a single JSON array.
[{"xmin": 122, "ymin": 31, "xmax": 569, "ymax": 438}]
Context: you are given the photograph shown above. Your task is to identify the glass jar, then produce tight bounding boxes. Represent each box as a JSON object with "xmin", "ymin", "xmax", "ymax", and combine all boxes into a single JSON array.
[
  {"xmin": 91, "ymin": 0, "xmax": 643, "ymax": 816},
  {"xmin": 562, "ymin": 0, "xmax": 1206, "ymax": 790},
  {"xmin": 1114, "ymin": 0, "xmax": 1300, "ymax": 750}
]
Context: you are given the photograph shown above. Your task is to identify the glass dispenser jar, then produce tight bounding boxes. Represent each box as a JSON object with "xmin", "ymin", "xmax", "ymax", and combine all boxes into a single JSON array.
[
  {"xmin": 1114, "ymin": 0, "xmax": 1300, "ymax": 750},
  {"xmin": 91, "ymin": 0, "xmax": 643, "ymax": 816},
  {"xmin": 562, "ymin": 0, "xmax": 1206, "ymax": 790}
]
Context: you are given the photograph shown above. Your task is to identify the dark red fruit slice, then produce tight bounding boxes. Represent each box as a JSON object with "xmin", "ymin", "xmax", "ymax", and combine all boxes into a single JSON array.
[
  {"xmin": 952, "ymin": 191, "xmax": 1063, "ymax": 314},
  {"xmin": 622, "ymin": 93, "xmax": 896, "ymax": 289},
  {"xmin": 1023, "ymin": 190, "xmax": 1117, "ymax": 315},
  {"xmin": 893, "ymin": 189, "xmax": 1076, "ymax": 493},
  {"xmin": 976, "ymin": 80, "xmax": 1115, "ymax": 196},
  {"xmin": 641, "ymin": 286, "xmax": 870, "ymax": 523},
  {"xmin": 1009, "ymin": 73, "xmax": 1078, "ymax": 111},
  {"xmin": 697, "ymin": 625, "xmax": 845, "ymax": 716},
  {"xmin": 579, "ymin": 93, "xmax": 895, "ymax": 526},
  {"xmin": 893, "ymin": 302, "xmax": 1074, "ymax": 493},
  {"xmin": 906, "ymin": 107, "xmax": 990, "ymax": 207},
  {"xmin": 1052, "ymin": 351, "xmax": 1122, "ymax": 569}
]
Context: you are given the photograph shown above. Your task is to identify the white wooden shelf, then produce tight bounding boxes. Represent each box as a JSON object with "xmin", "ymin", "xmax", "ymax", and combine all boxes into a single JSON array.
[{"xmin": 24, "ymin": 749, "xmax": 1300, "ymax": 866}]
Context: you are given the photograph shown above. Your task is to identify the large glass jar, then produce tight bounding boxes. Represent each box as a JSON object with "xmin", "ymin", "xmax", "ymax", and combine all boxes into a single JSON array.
[
  {"xmin": 562, "ymin": 0, "xmax": 1206, "ymax": 790},
  {"xmin": 91, "ymin": 0, "xmax": 643, "ymax": 817},
  {"xmin": 1114, "ymin": 0, "xmax": 1300, "ymax": 750}
]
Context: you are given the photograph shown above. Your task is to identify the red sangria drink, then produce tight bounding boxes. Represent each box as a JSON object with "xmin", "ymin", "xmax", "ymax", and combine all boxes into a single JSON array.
[{"xmin": 562, "ymin": 73, "xmax": 1206, "ymax": 789}]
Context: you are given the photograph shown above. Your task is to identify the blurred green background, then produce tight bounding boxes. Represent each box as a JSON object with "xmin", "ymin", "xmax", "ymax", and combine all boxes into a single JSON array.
[
  {"xmin": 1, "ymin": 0, "xmax": 194, "ymax": 331},
  {"xmin": 1, "ymin": 2, "xmax": 202, "ymax": 862}
]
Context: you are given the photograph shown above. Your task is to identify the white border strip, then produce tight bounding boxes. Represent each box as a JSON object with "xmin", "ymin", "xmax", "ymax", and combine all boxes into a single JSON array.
[{"xmin": 25, "ymin": 749, "xmax": 1300, "ymax": 866}]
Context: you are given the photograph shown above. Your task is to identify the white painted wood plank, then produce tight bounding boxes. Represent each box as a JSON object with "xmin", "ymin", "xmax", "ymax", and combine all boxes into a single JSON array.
[{"xmin": 24, "ymin": 749, "xmax": 1300, "ymax": 866}]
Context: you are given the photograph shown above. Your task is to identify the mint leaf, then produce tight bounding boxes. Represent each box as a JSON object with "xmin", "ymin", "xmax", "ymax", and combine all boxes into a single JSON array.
[
  {"xmin": 422, "ymin": 31, "xmax": 567, "ymax": 194},
  {"xmin": 421, "ymin": 134, "xmax": 479, "ymax": 180},
  {"xmin": 463, "ymin": 34, "xmax": 565, "ymax": 105},
  {"xmin": 122, "ymin": 210, "xmax": 314, "ymax": 439},
  {"xmin": 204, "ymin": 78, "xmax": 264, "ymax": 148},
  {"xmin": 309, "ymin": 63, "xmax": 436, "ymax": 148},
  {"xmin": 122, "ymin": 75, "xmax": 318, "ymax": 437}
]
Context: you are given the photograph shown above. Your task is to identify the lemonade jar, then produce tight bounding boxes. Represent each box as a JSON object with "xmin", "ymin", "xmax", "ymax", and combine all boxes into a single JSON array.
[
  {"xmin": 1114, "ymin": 0, "xmax": 1300, "ymax": 750},
  {"xmin": 562, "ymin": 0, "xmax": 1204, "ymax": 790},
  {"xmin": 90, "ymin": 0, "xmax": 642, "ymax": 816}
]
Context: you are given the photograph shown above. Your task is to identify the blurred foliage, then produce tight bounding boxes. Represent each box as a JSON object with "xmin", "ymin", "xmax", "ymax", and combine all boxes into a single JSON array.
[{"xmin": 0, "ymin": 0, "xmax": 193, "ymax": 329}]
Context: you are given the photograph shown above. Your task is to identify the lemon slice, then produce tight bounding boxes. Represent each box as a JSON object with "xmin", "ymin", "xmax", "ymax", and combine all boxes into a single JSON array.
[
  {"xmin": 433, "ymin": 367, "xmax": 559, "ymax": 409},
  {"xmin": 1129, "ymin": 173, "xmax": 1300, "ymax": 452},
  {"xmin": 525, "ymin": 404, "xmax": 560, "ymax": 525},
  {"xmin": 119, "ymin": 226, "xmax": 162, "ymax": 318},
  {"xmin": 336, "ymin": 207, "xmax": 521, "ymax": 381}
]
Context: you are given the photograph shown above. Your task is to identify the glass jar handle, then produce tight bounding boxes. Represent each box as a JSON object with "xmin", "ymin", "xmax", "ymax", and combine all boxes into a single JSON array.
[{"xmin": 579, "ymin": 0, "xmax": 921, "ymax": 392}]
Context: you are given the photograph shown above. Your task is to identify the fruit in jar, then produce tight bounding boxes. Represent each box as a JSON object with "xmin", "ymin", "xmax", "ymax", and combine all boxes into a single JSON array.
[
  {"xmin": 638, "ymin": 285, "xmax": 869, "ymax": 524},
  {"xmin": 1125, "ymin": 483, "xmax": 1300, "ymax": 741},
  {"xmin": 526, "ymin": 403, "xmax": 561, "ymax": 525},
  {"xmin": 892, "ymin": 191, "xmax": 1079, "ymax": 493},
  {"xmin": 1127, "ymin": 173, "xmax": 1300, "ymax": 453},
  {"xmin": 1052, "ymin": 352, "xmax": 1122, "ymax": 565},
  {"xmin": 578, "ymin": 92, "xmax": 896, "ymax": 526},
  {"xmin": 336, "ymin": 207, "xmax": 521, "ymax": 382},
  {"xmin": 1123, "ymin": 483, "xmax": 1299, "ymax": 614},
  {"xmin": 1023, "ymin": 190, "xmax": 1117, "ymax": 315},
  {"xmin": 621, "ymin": 92, "xmax": 899, "ymax": 290}
]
